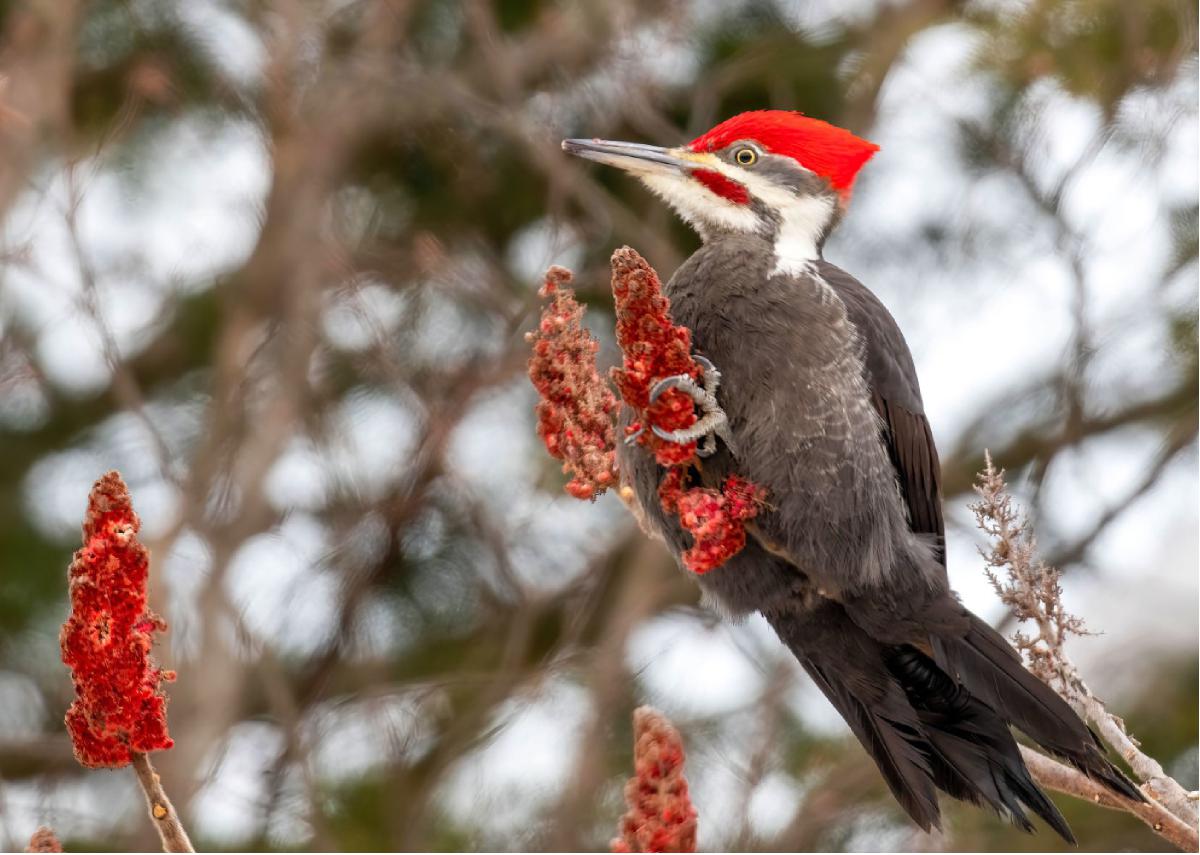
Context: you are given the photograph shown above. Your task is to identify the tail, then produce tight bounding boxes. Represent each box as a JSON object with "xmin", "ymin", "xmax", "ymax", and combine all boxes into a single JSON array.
[
  {"xmin": 932, "ymin": 612, "xmax": 1144, "ymax": 803},
  {"xmin": 801, "ymin": 655, "xmax": 942, "ymax": 832},
  {"xmin": 886, "ymin": 646, "xmax": 1074, "ymax": 842},
  {"xmin": 768, "ymin": 602, "xmax": 1078, "ymax": 841}
]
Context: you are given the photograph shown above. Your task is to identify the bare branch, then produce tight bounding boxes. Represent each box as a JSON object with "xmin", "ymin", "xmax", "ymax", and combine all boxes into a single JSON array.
[
  {"xmin": 974, "ymin": 452, "xmax": 1200, "ymax": 843},
  {"xmin": 1021, "ymin": 747, "xmax": 1198, "ymax": 852},
  {"xmin": 0, "ymin": 0, "xmax": 83, "ymax": 216}
]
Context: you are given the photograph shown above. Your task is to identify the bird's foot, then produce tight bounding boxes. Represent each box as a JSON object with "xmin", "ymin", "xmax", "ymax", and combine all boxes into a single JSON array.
[{"xmin": 626, "ymin": 355, "xmax": 736, "ymax": 458}]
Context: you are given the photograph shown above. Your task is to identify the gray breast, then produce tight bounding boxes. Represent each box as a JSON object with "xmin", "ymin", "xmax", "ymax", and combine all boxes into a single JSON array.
[{"xmin": 620, "ymin": 237, "xmax": 920, "ymax": 608}]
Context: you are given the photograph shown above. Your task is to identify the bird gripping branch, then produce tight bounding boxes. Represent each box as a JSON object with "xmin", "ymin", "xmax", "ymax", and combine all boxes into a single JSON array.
[{"xmin": 559, "ymin": 110, "xmax": 1144, "ymax": 841}]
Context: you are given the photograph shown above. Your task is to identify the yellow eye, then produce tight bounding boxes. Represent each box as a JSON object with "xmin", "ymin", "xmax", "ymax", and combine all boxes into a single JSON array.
[{"xmin": 735, "ymin": 147, "xmax": 757, "ymax": 166}]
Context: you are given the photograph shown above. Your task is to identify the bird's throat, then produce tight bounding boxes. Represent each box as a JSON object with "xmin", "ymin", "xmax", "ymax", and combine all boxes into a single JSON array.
[{"xmin": 770, "ymin": 194, "xmax": 836, "ymax": 276}]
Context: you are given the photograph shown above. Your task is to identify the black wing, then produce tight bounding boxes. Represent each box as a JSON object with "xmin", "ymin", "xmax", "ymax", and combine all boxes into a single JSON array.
[{"xmin": 819, "ymin": 262, "xmax": 946, "ymax": 567}]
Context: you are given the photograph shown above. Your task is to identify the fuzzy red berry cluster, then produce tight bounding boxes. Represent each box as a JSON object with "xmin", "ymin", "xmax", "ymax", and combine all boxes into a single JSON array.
[
  {"xmin": 526, "ymin": 248, "xmax": 765, "ymax": 575},
  {"xmin": 659, "ymin": 471, "xmax": 767, "ymax": 575},
  {"xmin": 608, "ymin": 247, "xmax": 701, "ymax": 467},
  {"xmin": 609, "ymin": 248, "xmax": 766, "ymax": 574},
  {"xmin": 526, "ymin": 266, "xmax": 620, "ymax": 499},
  {"xmin": 60, "ymin": 471, "xmax": 175, "ymax": 767},
  {"xmin": 25, "ymin": 826, "xmax": 62, "ymax": 853},
  {"xmin": 611, "ymin": 706, "xmax": 698, "ymax": 853}
]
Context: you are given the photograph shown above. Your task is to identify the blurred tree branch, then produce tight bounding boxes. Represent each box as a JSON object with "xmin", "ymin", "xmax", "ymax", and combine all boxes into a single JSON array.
[
  {"xmin": 0, "ymin": 0, "xmax": 83, "ymax": 216},
  {"xmin": 940, "ymin": 372, "xmax": 1197, "ymax": 499},
  {"xmin": 841, "ymin": 0, "xmax": 964, "ymax": 134}
]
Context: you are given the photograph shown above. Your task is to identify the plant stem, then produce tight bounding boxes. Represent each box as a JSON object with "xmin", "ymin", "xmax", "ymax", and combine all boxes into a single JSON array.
[
  {"xmin": 1021, "ymin": 746, "xmax": 1198, "ymax": 852},
  {"xmin": 130, "ymin": 751, "xmax": 194, "ymax": 853}
]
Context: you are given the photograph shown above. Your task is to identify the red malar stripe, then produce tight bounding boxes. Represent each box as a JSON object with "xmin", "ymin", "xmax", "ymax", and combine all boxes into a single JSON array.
[{"xmin": 692, "ymin": 169, "xmax": 749, "ymax": 205}]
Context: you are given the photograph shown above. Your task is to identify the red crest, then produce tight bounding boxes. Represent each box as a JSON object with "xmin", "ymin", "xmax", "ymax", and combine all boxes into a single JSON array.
[{"xmin": 689, "ymin": 111, "xmax": 879, "ymax": 198}]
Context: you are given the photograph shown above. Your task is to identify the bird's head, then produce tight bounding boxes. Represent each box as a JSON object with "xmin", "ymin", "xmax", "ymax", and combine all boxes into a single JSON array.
[{"xmin": 563, "ymin": 110, "xmax": 878, "ymax": 271}]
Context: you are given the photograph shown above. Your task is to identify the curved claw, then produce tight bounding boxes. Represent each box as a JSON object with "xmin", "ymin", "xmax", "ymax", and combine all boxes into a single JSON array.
[
  {"xmin": 692, "ymin": 354, "xmax": 722, "ymax": 396},
  {"xmin": 639, "ymin": 356, "xmax": 738, "ymax": 457},
  {"xmin": 651, "ymin": 409, "xmax": 734, "ymax": 453},
  {"xmin": 649, "ymin": 373, "xmax": 707, "ymax": 407},
  {"xmin": 648, "ymin": 358, "xmax": 722, "ymax": 407}
]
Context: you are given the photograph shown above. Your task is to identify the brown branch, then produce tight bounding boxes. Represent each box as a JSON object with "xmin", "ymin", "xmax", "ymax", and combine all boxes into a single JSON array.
[
  {"xmin": 1066, "ymin": 672, "xmax": 1200, "ymax": 828},
  {"xmin": 729, "ymin": 659, "xmax": 791, "ymax": 850},
  {"xmin": 130, "ymin": 752, "xmax": 194, "ymax": 853},
  {"xmin": 1021, "ymin": 747, "xmax": 1198, "ymax": 852},
  {"xmin": 1042, "ymin": 425, "xmax": 1195, "ymax": 570},
  {"xmin": 547, "ymin": 537, "xmax": 677, "ymax": 850},
  {"xmin": 62, "ymin": 164, "xmax": 177, "ymax": 482},
  {"xmin": 940, "ymin": 372, "xmax": 1196, "ymax": 499},
  {"xmin": 0, "ymin": 0, "xmax": 84, "ymax": 217},
  {"xmin": 840, "ymin": 0, "xmax": 963, "ymax": 134},
  {"xmin": 974, "ymin": 452, "xmax": 1200, "ymax": 845}
]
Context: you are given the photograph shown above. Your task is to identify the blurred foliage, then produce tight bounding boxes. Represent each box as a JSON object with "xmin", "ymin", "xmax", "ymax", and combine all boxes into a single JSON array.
[
  {"xmin": 0, "ymin": 0, "xmax": 1194, "ymax": 851},
  {"xmin": 978, "ymin": 0, "xmax": 1195, "ymax": 114}
]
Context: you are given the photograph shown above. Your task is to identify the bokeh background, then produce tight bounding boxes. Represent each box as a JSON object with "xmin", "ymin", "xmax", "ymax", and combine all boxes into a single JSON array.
[{"xmin": 0, "ymin": 0, "xmax": 1196, "ymax": 851}]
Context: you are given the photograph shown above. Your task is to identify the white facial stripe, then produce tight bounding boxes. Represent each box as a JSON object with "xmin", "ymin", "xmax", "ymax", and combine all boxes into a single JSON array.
[
  {"xmin": 768, "ymin": 194, "xmax": 836, "ymax": 274},
  {"xmin": 699, "ymin": 158, "xmax": 836, "ymax": 275},
  {"xmin": 639, "ymin": 171, "xmax": 760, "ymax": 237}
]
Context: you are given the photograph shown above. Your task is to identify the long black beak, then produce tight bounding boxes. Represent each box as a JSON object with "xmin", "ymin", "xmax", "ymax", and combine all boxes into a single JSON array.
[{"xmin": 561, "ymin": 139, "xmax": 696, "ymax": 174}]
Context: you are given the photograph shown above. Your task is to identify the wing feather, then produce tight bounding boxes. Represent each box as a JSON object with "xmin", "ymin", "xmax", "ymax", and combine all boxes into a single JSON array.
[{"xmin": 819, "ymin": 263, "xmax": 946, "ymax": 567}]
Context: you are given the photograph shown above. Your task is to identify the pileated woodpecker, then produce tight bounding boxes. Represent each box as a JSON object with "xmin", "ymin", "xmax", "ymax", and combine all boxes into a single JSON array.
[{"xmin": 563, "ymin": 111, "xmax": 1142, "ymax": 840}]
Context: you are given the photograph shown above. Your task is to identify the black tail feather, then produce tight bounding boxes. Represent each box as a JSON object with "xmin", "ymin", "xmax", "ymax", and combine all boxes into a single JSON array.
[
  {"xmin": 768, "ymin": 603, "xmax": 1082, "ymax": 842},
  {"xmin": 887, "ymin": 646, "xmax": 1076, "ymax": 843},
  {"xmin": 933, "ymin": 613, "xmax": 1144, "ymax": 804},
  {"xmin": 802, "ymin": 660, "xmax": 943, "ymax": 833}
]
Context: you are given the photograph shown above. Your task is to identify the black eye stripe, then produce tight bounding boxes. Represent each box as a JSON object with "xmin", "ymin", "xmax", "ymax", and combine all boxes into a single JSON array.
[{"xmin": 750, "ymin": 154, "xmax": 830, "ymax": 195}]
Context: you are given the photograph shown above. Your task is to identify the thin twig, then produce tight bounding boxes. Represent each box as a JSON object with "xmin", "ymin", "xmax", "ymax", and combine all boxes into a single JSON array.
[
  {"xmin": 62, "ymin": 164, "xmax": 177, "ymax": 482},
  {"xmin": 130, "ymin": 752, "xmax": 194, "ymax": 853},
  {"xmin": 974, "ymin": 452, "xmax": 1200, "ymax": 843},
  {"xmin": 1021, "ymin": 747, "xmax": 1198, "ymax": 852}
]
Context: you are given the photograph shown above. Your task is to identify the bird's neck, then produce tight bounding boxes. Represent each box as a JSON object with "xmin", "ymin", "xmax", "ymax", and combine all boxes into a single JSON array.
[
  {"xmin": 767, "ymin": 194, "xmax": 837, "ymax": 276},
  {"xmin": 698, "ymin": 193, "xmax": 839, "ymax": 276}
]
